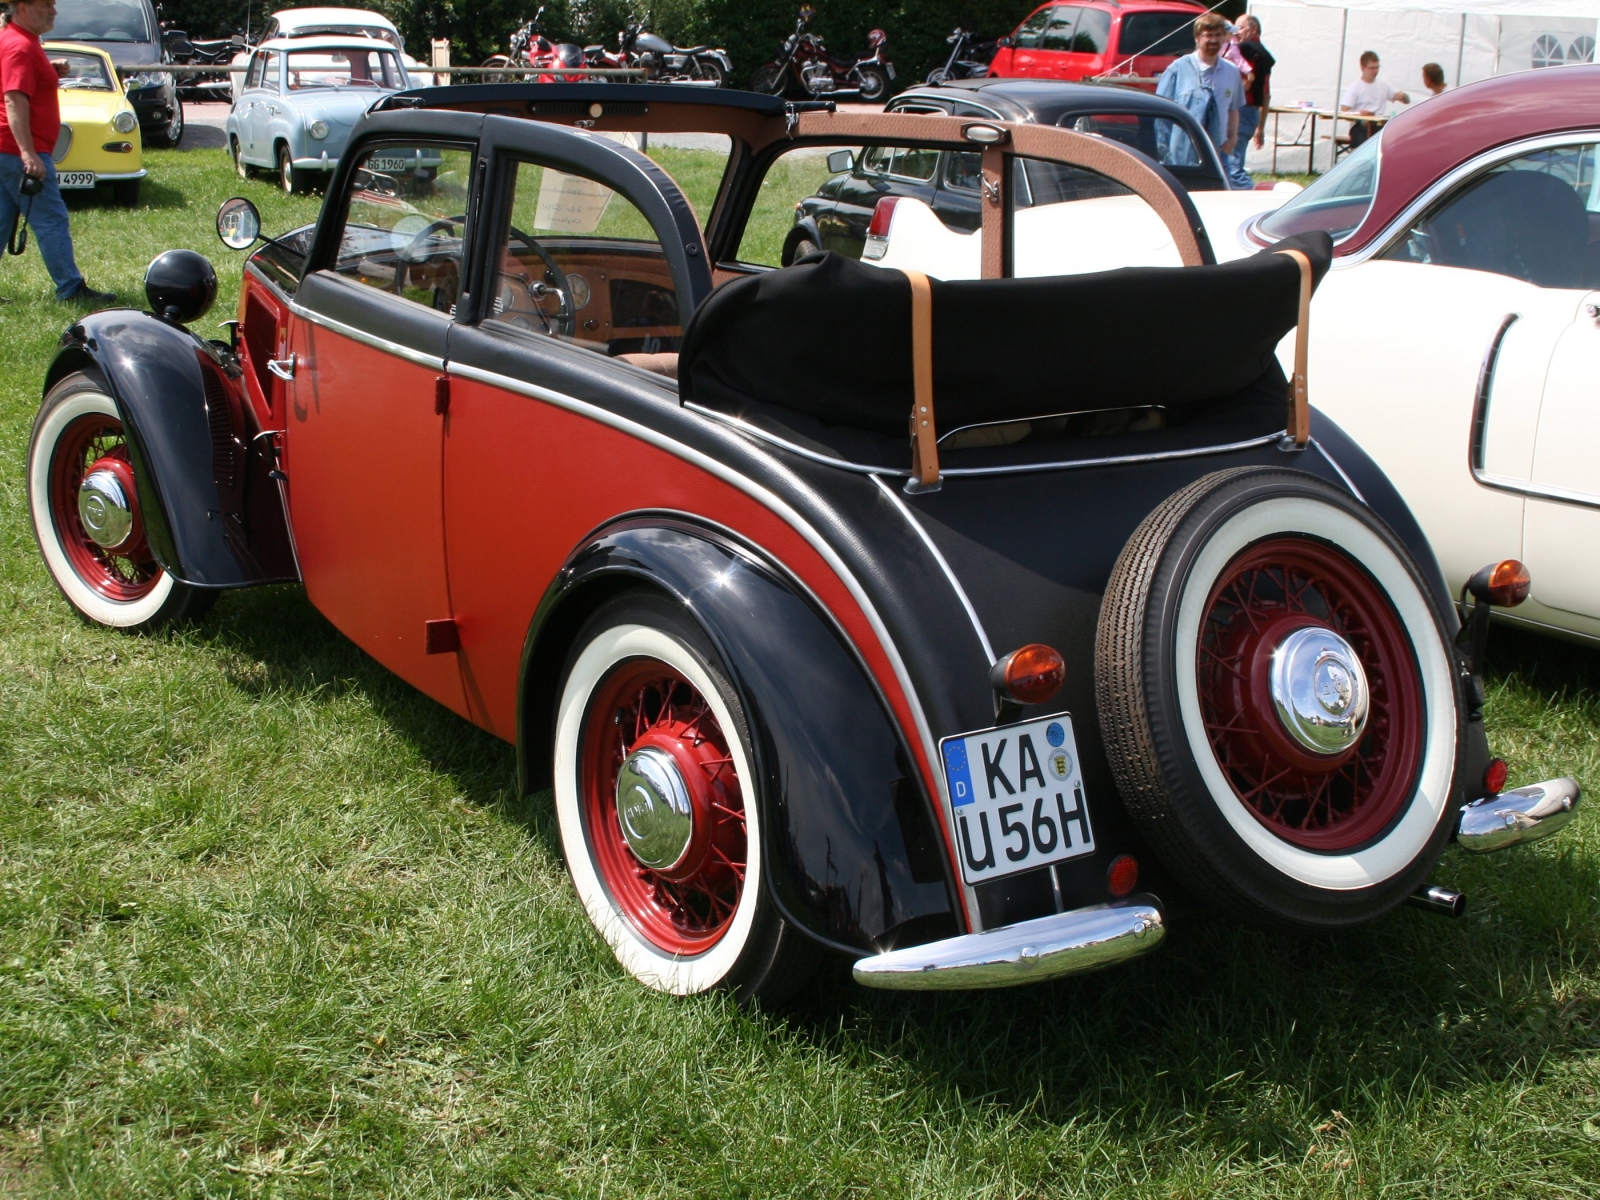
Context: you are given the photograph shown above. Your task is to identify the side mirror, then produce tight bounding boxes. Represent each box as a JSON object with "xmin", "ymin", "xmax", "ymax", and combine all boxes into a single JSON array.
[
  {"xmin": 216, "ymin": 196, "xmax": 262, "ymax": 250},
  {"xmin": 996, "ymin": 36, "xmax": 1013, "ymax": 49},
  {"xmin": 826, "ymin": 148, "xmax": 855, "ymax": 174}
]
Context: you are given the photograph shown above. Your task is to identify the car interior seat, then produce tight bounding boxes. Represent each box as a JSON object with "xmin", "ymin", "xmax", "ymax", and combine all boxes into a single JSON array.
[{"xmin": 1424, "ymin": 168, "xmax": 1589, "ymax": 288}]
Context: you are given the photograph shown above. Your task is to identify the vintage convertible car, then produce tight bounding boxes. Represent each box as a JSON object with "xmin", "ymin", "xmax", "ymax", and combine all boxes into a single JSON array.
[
  {"xmin": 41, "ymin": 41, "xmax": 145, "ymax": 207},
  {"xmin": 226, "ymin": 34, "xmax": 418, "ymax": 194},
  {"xmin": 26, "ymin": 87, "xmax": 1580, "ymax": 1001},
  {"xmin": 876, "ymin": 67, "xmax": 1600, "ymax": 644}
]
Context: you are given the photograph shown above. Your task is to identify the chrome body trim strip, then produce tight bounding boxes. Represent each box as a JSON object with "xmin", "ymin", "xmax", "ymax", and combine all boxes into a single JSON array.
[
  {"xmin": 853, "ymin": 894, "xmax": 1166, "ymax": 990},
  {"xmin": 287, "ymin": 297, "xmax": 448, "ymax": 371},
  {"xmin": 1473, "ymin": 471, "xmax": 1600, "ymax": 510},
  {"xmin": 1457, "ymin": 776, "xmax": 1580, "ymax": 853},
  {"xmin": 445, "ymin": 360, "xmax": 984, "ymax": 932},
  {"xmin": 683, "ymin": 401, "xmax": 1282, "ymax": 477},
  {"xmin": 871, "ymin": 474, "xmax": 996, "ymax": 665}
]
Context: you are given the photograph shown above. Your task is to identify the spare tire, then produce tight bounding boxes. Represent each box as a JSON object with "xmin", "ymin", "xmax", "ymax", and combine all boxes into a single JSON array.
[{"xmin": 1095, "ymin": 466, "xmax": 1461, "ymax": 930}]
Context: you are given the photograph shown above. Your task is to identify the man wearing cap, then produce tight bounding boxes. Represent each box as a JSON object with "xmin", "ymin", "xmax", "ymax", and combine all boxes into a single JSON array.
[{"xmin": 0, "ymin": 0, "xmax": 115, "ymax": 304}]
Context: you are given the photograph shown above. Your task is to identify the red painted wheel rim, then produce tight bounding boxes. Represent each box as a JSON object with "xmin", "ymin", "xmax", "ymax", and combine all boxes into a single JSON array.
[
  {"xmin": 580, "ymin": 658, "xmax": 747, "ymax": 956},
  {"xmin": 1196, "ymin": 536, "xmax": 1425, "ymax": 851},
  {"xmin": 48, "ymin": 413, "xmax": 161, "ymax": 603}
]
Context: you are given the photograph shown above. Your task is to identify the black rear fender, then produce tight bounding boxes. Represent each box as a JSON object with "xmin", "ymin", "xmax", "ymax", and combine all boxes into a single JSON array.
[
  {"xmin": 47, "ymin": 311, "xmax": 298, "ymax": 589},
  {"xmin": 518, "ymin": 517, "xmax": 961, "ymax": 955}
]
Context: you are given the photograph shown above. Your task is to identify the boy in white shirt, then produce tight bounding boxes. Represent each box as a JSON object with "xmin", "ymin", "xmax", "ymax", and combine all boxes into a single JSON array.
[{"xmin": 1341, "ymin": 51, "xmax": 1409, "ymax": 148}]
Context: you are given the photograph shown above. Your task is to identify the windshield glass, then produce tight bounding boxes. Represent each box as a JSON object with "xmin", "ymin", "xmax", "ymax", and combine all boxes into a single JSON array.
[
  {"xmin": 286, "ymin": 48, "xmax": 405, "ymax": 90},
  {"xmin": 1258, "ymin": 134, "xmax": 1382, "ymax": 242},
  {"xmin": 53, "ymin": 0, "xmax": 152, "ymax": 43},
  {"xmin": 51, "ymin": 50, "xmax": 116, "ymax": 89}
]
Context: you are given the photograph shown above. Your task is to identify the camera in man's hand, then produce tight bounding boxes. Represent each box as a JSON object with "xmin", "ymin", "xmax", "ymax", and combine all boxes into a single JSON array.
[{"xmin": 19, "ymin": 173, "xmax": 44, "ymax": 197}]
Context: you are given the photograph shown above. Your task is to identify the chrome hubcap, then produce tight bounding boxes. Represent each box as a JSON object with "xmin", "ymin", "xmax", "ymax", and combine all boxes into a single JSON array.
[
  {"xmin": 1268, "ymin": 626, "xmax": 1370, "ymax": 755},
  {"xmin": 615, "ymin": 746, "xmax": 695, "ymax": 871},
  {"xmin": 77, "ymin": 468, "xmax": 134, "ymax": 549}
]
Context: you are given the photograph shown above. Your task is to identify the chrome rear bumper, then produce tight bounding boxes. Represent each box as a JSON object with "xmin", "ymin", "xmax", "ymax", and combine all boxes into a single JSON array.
[
  {"xmin": 852, "ymin": 895, "xmax": 1164, "ymax": 991},
  {"xmin": 1458, "ymin": 776, "xmax": 1580, "ymax": 853}
]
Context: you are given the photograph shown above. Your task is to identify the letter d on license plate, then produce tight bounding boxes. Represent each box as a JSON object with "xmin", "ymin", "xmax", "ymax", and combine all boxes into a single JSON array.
[{"xmin": 940, "ymin": 712, "xmax": 1094, "ymax": 885}]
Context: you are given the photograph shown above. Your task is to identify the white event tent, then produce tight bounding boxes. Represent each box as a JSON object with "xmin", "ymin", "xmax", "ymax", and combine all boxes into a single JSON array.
[{"xmin": 1243, "ymin": 0, "xmax": 1600, "ymax": 170}]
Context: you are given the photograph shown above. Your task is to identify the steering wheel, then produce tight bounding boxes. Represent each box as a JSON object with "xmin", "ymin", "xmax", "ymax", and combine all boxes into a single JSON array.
[{"xmin": 499, "ymin": 224, "xmax": 575, "ymax": 339}]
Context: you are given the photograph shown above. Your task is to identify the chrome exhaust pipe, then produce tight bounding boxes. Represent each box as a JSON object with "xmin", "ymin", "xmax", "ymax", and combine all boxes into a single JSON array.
[
  {"xmin": 1458, "ymin": 776, "xmax": 1580, "ymax": 853},
  {"xmin": 1406, "ymin": 885, "xmax": 1466, "ymax": 918}
]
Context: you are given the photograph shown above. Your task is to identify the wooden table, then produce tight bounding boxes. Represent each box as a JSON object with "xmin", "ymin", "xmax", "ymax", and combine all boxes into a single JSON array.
[{"xmin": 1267, "ymin": 107, "xmax": 1393, "ymax": 174}]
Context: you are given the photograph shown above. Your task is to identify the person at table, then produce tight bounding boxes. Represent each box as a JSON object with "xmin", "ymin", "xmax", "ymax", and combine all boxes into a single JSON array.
[
  {"xmin": 1420, "ymin": 62, "xmax": 1447, "ymax": 99},
  {"xmin": 1156, "ymin": 12, "xmax": 1246, "ymax": 173},
  {"xmin": 1228, "ymin": 14, "xmax": 1274, "ymax": 190},
  {"xmin": 1341, "ymin": 51, "xmax": 1409, "ymax": 149}
]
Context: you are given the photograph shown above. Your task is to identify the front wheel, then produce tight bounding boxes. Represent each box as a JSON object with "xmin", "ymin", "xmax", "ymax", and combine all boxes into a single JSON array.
[
  {"xmin": 1095, "ymin": 467, "xmax": 1461, "ymax": 930},
  {"xmin": 232, "ymin": 135, "xmax": 249, "ymax": 179},
  {"xmin": 553, "ymin": 591, "xmax": 818, "ymax": 1001},
  {"xmin": 925, "ymin": 67, "xmax": 950, "ymax": 85},
  {"xmin": 151, "ymin": 99, "xmax": 184, "ymax": 148},
  {"xmin": 750, "ymin": 63, "xmax": 787, "ymax": 95},
  {"xmin": 28, "ymin": 372, "xmax": 214, "ymax": 631},
  {"xmin": 855, "ymin": 64, "xmax": 889, "ymax": 102}
]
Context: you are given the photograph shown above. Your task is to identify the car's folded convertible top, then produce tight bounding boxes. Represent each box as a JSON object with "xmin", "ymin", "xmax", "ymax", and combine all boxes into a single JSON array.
[{"xmin": 680, "ymin": 232, "xmax": 1332, "ymax": 440}]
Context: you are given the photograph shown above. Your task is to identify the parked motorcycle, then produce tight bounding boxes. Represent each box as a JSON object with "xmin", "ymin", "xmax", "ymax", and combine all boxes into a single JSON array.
[
  {"xmin": 483, "ymin": 7, "xmax": 587, "ymax": 82},
  {"xmin": 925, "ymin": 27, "xmax": 994, "ymax": 84},
  {"xmin": 586, "ymin": 18, "xmax": 731, "ymax": 86},
  {"xmin": 162, "ymin": 28, "xmax": 245, "ymax": 102},
  {"xmin": 749, "ymin": 7, "xmax": 894, "ymax": 102}
]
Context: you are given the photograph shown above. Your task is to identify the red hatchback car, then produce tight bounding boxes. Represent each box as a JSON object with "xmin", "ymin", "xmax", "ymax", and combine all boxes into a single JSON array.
[{"xmin": 988, "ymin": 0, "xmax": 1206, "ymax": 85}]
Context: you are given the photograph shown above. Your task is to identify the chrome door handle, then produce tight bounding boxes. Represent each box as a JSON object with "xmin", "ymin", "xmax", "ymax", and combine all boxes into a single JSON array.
[{"xmin": 267, "ymin": 353, "xmax": 296, "ymax": 380}]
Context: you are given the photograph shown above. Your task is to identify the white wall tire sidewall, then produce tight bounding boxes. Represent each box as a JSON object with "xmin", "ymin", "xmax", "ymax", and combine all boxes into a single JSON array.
[
  {"xmin": 29, "ymin": 388, "xmax": 175, "ymax": 628},
  {"xmin": 1174, "ymin": 496, "xmax": 1457, "ymax": 890},
  {"xmin": 554, "ymin": 622, "xmax": 764, "ymax": 995}
]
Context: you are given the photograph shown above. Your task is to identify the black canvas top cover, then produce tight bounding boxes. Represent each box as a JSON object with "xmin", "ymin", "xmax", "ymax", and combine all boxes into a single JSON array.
[{"xmin": 680, "ymin": 231, "xmax": 1332, "ymax": 439}]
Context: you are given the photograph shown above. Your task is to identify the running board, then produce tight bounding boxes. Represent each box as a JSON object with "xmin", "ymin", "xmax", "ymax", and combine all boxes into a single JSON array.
[{"xmin": 852, "ymin": 895, "xmax": 1164, "ymax": 991}]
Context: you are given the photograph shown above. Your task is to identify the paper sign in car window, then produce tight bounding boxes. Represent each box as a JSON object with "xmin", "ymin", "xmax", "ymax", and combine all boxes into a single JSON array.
[{"xmin": 535, "ymin": 169, "xmax": 613, "ymax": 233}]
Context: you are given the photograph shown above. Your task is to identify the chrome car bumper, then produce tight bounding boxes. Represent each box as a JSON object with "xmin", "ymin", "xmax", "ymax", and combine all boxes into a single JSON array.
[
  {"xmin": 292, "ymin": 153, "xmax": 340, "ymax": 172},
  {"xmin": 853, "ymin": 895, "xmax": 1165, "ymax": 991},
  {"xmin": 1458, "ymin": 776, "xmax": 1580, "ymax": 853},
  {"xmin": 91, "ymin": 169, "xmax": 147, "ymax": 181}
]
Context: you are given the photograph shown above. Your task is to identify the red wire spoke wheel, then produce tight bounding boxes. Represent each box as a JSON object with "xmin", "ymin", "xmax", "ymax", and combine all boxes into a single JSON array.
[
  {"xmin": 1196, "ymin": 537, "xmax": 1424, "ymax": 852},
  {"xmin": 580, "ymin": 659, "xmax": 748, "ymax": 956},
  {"xmin": 553, "ymin": 592, "xmax": 818, "ymax": 999},
  {"xmin": 1096, "ymin": 468, "xmax": 1460, "ymax": 930},
  {"xmin": 28, "ymin": 373, "xmax": 210, "ymax": 631}
]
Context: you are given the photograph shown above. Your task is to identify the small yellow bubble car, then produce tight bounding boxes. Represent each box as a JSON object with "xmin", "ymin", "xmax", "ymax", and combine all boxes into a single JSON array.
[{"xmin": 42, "ymin": 41, "xmax": 146, "ymax": 207}]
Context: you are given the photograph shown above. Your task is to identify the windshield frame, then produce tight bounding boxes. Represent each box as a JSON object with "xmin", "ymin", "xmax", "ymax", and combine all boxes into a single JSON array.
[
  {"xmin": 1255, "ymin": 132, "xmax": 1383, "ymax": 245},
  {"xmin": 51, "ymin": 0, "xmax": 154, "ymax": 44}
]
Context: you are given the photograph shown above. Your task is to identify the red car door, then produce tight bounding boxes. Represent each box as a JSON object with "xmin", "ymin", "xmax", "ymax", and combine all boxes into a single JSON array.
[
  {"xmin": 282, "ymin": 140, "xmax": 479, "ymax": 716},
  {"xmin": 1040, "ymin": 5, "xmax": 1113, "ymax": 81},
  {"xmin": 1000, "ymin": 5, "xmax": 1059, "ymax": 77}
]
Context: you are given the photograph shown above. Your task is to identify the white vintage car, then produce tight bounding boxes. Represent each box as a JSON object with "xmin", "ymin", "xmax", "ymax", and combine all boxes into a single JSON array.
[{"xmin": 870, "ymin": 66, "xmax": 1600, "ymax": 644}]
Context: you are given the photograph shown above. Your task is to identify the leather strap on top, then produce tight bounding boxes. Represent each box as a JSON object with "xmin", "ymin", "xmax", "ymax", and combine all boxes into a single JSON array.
[
  {"xmin": 1274, "ymin": 248, "xmax": 1312, "ymax": 446},
  {"xmin": 905, "ymin": 269, "xmax": 940, "ymax": 488}
]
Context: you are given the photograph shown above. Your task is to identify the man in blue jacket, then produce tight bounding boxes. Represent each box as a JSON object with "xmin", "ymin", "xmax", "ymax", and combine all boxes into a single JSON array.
[{"xmin": 1156, "ymin": 11, "xmax": 1245, "ymax": 181}]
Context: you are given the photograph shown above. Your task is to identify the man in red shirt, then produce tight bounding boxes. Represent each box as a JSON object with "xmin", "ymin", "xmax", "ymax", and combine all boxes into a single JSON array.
[{"xmin": 1, "ymin": 0, "xmax": 114, "ymax": 303}]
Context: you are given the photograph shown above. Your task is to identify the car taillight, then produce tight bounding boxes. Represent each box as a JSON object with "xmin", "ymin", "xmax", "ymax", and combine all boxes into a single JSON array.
[
  {"xmin": 867, "ymin": 195, "xmax": 900, "ymax": 238},
  {"xmin": 1483, "ymin": 757, "xmax": 1508, "ymax": 796},
  {"xmin": 988, "ymin": 644, "xmax": 1065, "ymax": 705},
  {"xmin": 1467, "ymin": 559, "xmax": 1531, "ymax": 607},
  {"xmin": 1107, "ymin": 854, "xmax": 1139, "ymax": 897}
]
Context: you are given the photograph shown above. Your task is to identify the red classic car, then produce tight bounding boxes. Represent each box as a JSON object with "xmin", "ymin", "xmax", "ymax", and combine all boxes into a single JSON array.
[
  {"xmin": 988, "ymin": 0, "xmax": 1206, "ymax": 85},
  {"xmin": 26, "ymin": 86, "xmax": 1580, "ymax": 1002}
]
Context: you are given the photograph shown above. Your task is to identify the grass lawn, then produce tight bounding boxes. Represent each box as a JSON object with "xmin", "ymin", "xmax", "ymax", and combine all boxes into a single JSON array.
[{"xmin": 2, "ymin": 140, "xmax": 1599, "ymax": 1198}]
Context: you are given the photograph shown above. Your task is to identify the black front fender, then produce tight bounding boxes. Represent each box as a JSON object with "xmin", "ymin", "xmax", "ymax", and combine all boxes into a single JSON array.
[
  {"xmin": 47, "ymin": 311, "xmax": 297, "ymax": 589},
  {"xmin": 518, "ymin": 517, "xmax": 961, "ymax": 955}
]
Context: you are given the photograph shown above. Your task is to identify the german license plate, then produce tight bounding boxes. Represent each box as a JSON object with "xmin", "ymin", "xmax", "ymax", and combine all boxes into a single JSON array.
[
  {"xmin": 57, "ymin": 171, "xmax": 95, "ymax": 188},
  {"xmin": 940, "ymin": 712, "xmax": 1095, "ymax": 885},
  {"xmin": 368, "ymin": 156, "xmax": 409, "ymax": 172}
]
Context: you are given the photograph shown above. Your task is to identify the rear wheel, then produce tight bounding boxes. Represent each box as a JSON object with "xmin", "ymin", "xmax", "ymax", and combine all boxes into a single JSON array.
[
  {"xmin": 750, "ymin": 63, "xmax": 787, "ymax": 96},
  {"xmin": 855, "ymin": 64, "xmax": 889, "ymax": 102},
  {"xmin": 690, "ymin": 56, "xmax": 726, "ymax": 87},
  {"xmin": 785, "ymin": 234, "xmax": 820, "ymax": 265},
  {"xmin": 27, "ymin": 371, "xmax": 214, "ymax": 631},
  {"xmin": 1095, "ymin": 467, "xmax": 1460, "ymax": 929},
  {"xmin": 553, "ymin": 591, "xmax": 818, "ymax": 1001}
]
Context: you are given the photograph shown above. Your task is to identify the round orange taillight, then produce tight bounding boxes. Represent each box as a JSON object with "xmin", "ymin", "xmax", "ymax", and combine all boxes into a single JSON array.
[
  {"xmin": 1483, "ymin": 757, "xmax": 1508, "ymax": 796},
  {"xmin": 1107, "ymin": 854, "xmax": 1140, "ymax": 897},
  {"xmin": 990, "ymin": 644, "xmax": 1065, "ymax": 706}
]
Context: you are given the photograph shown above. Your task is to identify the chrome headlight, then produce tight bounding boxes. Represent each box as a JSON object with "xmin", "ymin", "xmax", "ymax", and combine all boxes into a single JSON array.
[
  {"xmin": 111, "ymin": 110, "xmax": 137, "ymax": 134},
  {"xmin": 308, "ymin": 120, "xmax": 329, "ymax": 140}
]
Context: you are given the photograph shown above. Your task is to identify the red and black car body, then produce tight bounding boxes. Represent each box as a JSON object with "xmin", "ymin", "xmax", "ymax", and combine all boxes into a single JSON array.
[
  {"xmin": 28, "ymin": 86, "xmax": 1580, "ymax": 1001},
  {"xmin": 988, "ymin": 0, "xmax": 1206, "ymax": 87}
]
